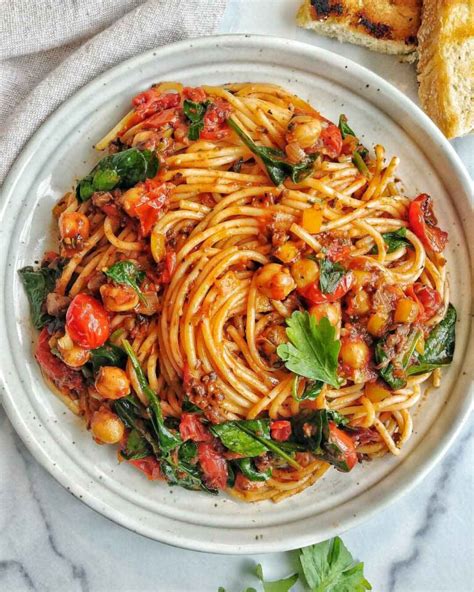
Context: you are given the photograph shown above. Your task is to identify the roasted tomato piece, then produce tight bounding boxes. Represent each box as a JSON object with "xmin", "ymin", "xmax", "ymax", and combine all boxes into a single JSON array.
[
  {"xmin": 197, "ymin": 442, "xmax": 228, "ymax": 490},
  {"xmin": 183, "ymin": 86, "xmax": 207, "ymax": 102},
  {"xmin": 406, "ymin": 283, "xmax": 442, "ymax": 321},
  {"xmin": 66, "ymin": 294, "xmax": 110, "ymax": 349},
  {"xmin": 408, "ymin": 193, "xmax": 448, "ymax": 253},
  {"xmin": 299, "ymin": 273, "xmax": 354, "ymax": 305},
  {"xmin": 179, "ymin": 413, "xmax": 212, "ymax": 442},
  {"xmin": 132, "ymin": 89, "xmax": 180, "ymax": 120},
  {"xmin": 129, "ymin": 456, "xmax": 163, "ymax": 480},
  {"xmin": 270, "ymin": 420, "xmax": 292, "ymax": 442},
  {"xmin": 328, "ymin": 422, "xmax": 358, "ymax": 471},
  {"xmin": 35, "ymin": 328, "xmax": 85, "ymax": 394},
  {"xmin": 201, "ymin": 98, "xmax": 232, "ymax": 140},
  {"xmin": 319, "ymin": 123, "xmax": 342, "ymax": 159}
]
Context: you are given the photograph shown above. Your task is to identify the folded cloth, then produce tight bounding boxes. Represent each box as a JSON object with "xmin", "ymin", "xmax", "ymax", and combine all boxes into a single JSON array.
[{"xmin": 0, "ymin": 0, "xmax": 226, "ymax": 183}]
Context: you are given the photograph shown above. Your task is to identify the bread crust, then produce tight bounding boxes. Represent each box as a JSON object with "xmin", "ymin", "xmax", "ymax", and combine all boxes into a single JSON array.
[
  {"xmin": 417, "ymin": 0, "xmax": 474, "ymax": 138},
  {"xmin": 297, "ymin": 0, "xmax": 421, "ymax": 60}
]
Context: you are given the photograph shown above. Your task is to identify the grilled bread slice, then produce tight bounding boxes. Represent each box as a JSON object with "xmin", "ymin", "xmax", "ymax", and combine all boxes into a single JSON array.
[
  {"xmin": 297, "ymin": 0, "xmax": 421, "ymax": 62},
  {"xmin": 417, "ymin": 0, "xmax": 474, "ymax": 138}
]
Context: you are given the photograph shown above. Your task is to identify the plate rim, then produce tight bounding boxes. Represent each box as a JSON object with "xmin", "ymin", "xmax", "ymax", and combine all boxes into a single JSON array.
[{"xmin": 0, "ymin": 33, "xmax": 472, "ymax": 554}]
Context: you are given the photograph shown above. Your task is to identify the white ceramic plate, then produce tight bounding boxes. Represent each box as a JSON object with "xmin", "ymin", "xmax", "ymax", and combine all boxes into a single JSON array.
[{"xmin": 0, "ymin": 35, "xmax": 472, "ymax": 554}]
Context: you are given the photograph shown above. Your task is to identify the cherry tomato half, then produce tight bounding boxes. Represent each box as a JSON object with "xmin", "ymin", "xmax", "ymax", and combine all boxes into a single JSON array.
[
  {"xmin": 198, "ymin": 442, "xmax": 228, "ymax": 490},
  {"xmin": 299, "ymin": 272, "xmax": 354, "ymax": 305},
  {"xmin": 66, "ymin": 294, "xmax": 110, "ymax": 349},
  {"xmin": 270, "ymin": 420, "xmax": 292, "ymax": 442},
  {"xmin": 408, "ymin": 193, "xmax": 448, "ymax": 253},
  {"xmin": 328, "ymin": 422, "xmax": 358, "ymax": 471}
]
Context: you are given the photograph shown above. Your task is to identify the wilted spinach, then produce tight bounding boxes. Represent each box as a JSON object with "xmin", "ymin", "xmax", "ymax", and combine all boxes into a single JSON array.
[
  {"xmin": 227, "ymin": 118, "xmax": 316, "ymax": 185},
  {"xmin": 18, "ymin": 266, "xmax": 58, "ymax": 329},
  {"xmin": 407, "ymin": 304, "xmax": 456, "ymax": 375},
  {"xmin": 76, "ymin": 147, "xmax": 159, "ymax": 202}
]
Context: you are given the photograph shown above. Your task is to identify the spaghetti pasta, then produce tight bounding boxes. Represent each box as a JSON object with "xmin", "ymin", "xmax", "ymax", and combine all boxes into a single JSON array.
[{"xmin": 19, "ymin": 82, "xmax": 456, "ymax": 502}]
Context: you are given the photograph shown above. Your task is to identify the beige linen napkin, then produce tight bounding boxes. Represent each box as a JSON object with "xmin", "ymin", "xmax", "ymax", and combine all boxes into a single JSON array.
[{"xmin": 0, "ymin": 0, "xmax": 226, "ymax": 183}]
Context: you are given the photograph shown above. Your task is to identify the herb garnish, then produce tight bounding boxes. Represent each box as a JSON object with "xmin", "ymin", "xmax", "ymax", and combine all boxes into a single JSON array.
[
  {"xmin": 104, "ymin": 260, "xmax": 146, "ymax": 303},
  {"xmin": 277, "ymin": 311, "xmax": 341, "ymax": 388}
]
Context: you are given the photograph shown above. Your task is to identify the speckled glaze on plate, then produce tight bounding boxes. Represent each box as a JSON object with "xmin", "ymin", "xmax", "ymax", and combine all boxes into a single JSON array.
[{"xmin": 0, "ymin": 35, "xmax": 472, "ymax": 554}]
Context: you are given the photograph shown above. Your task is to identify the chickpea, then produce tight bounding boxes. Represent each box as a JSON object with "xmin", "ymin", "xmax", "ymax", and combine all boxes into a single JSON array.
[
  {"xmin": 100, "ymin": 283, "xmax": 139, "ymax": 312},
  {"xmin": 95, "ymin": 366, "xmax": 131, "ymax": 399},
  {"xmin": 286, "ymin": 115, "xmax": 322, "ymax": 149},
  {"xmin": 309, "ymin": 302, "xmax": 341, "ymax": 327},
  {"xmin": 59, "ymin": 211, "xmax": 90, "ymax": 241},
  {"xmin": 255, "ymin": 263, "xmax": 296, "ymax": 301},
  {"xmin": 340, "ymin": 338, "xmax": 370, "ymax": 369},
  {"xmin": 91, "ymin": 408, "xmax": 125, "ymax": 444},
  {"xmin": 290, "ymin": 258, "xmax": 319, "ymax": 289},
  {"xmin": 347, "ymin": 290, "xmax": 371, "ymax": 316},
  {"xmin": 57, "ymin": 332, "xmax": 90, "ymax": 368}
]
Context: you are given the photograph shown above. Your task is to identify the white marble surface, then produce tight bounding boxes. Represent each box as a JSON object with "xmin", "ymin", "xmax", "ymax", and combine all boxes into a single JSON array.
[{"xmin": 1, "ymin": 1, "xmax": 473, "ymax": 591}]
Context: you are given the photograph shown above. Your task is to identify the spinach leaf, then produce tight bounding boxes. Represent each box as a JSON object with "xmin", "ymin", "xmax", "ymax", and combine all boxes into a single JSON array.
[
  {"xmin": 211, "ymin": 419, "xmax": 300, "ymax": 469},
  {"xmin": 291, "ymin": 410, "xmax": 351, "ymax": 472},
  {"xmin": 183, "ymin": 99, "xmax": 210, "ymax": 141},
  {"xmin": 277, "ymin": 311, "xmax": 341, "ymax": 388},
  {"xmin": 338, "ymin": 114, "xmax": 356, "ymax": 139},
  {"xmin": 370, "ymin": 227, "xmax": 410, "ymax": 255},
  {"xmin": 123, "ymin": 339, "xmax": 182, "ymax": 455},
  {"xmin": 76, "ymin": 147, "xmax": 159, "ymax": 202},
  {"xmin": 120, "ymin": 428, "xmax": 150, "ymax": 460},
  {"xmin": 407, "ymin": 304, "xmax": 457, "ymax": 375},
  {"xmin": 352, "ymin": 151, "xmax": 369, "ymax": 177},
  {"xmin": 210, "ymin": 421, "xmax": 268, "ymax": 457},
  {"xmin": 319, "ymin": 258, "xmax": 346, "ymax": 295},
  {"xmin": 160, "ymin": 458, "xmax": 217, "ymax": 494},
  {"xmin": 236, "ymin": 458, "xmax": 272, "ymax": 482},
  {"xmin": 178, "ymin": 440, "xmax": 198, "ymax": 464},
  {"xmin": 18, "ymin": 266, "xmax": 57, "ymax": 329},
  {"xmin": 104, "ymin": 260, "xmax": 146, "ymax": 303},
  {"xmin": 89, "ymin": 342, "xmax": 127, "ymax": 373},
  {"xmin": 374, "ymin": 342, "xmax": 407, "ymax": 390},
  {"xmin": 228, "ymin": 117, "xmax": 316, "ymax": 185},
  {"xmin": 292, "ymin": 376, "xmax": 323, "ymax": 402}
]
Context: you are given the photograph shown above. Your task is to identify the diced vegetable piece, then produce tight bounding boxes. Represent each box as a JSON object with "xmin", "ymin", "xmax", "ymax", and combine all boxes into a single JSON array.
[
  {"xmin": 301, "ymin": 207, "xmax": 323, "ymax": 233},
  {"xmin": 394, "ymin": 298, "xmax": 419, "ymax": 324},
  {"xmin": 365, "ymin": 381, "xmax": 391, "ymax": 403},
  {"xmin": 367, "ymin": 312, "xmax": 387, "ymax": 337}
]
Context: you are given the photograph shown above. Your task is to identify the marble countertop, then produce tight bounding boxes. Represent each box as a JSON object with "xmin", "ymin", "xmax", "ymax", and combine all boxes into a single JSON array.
[{"xmin": 1, "ymin": 1, "xmax": 473, "ymax": 591}]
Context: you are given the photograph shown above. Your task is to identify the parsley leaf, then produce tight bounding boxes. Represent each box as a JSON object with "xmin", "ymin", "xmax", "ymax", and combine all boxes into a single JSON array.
[
  {"xmin": 104, "ymin": 260, "xmax": 146, "ymax": 303},
  {"xmin": 277, "ymin": 311, "xmax": 341, "ymax": 388},
  {"xmin": 319, "ymin": 258, "xmax": 346, "ymax": 294},
  {"xmin": 228, "ymin": 117, "xmax": 316, "ymax": 185},
  {"xmin": 256, "ymin": 564, "xmax": 298, "ymax": 592},
  {"xmin": 299, "ymin": 537, "xmax": 372, "ymax": 592}
]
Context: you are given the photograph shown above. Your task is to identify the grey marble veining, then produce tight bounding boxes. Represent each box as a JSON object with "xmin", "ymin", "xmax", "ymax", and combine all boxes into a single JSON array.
[
  {"xmin": 1, "ymin": 1, "xmax": 473, "ymax": 590},
  {"xmin": 1, "ymin": 405, "xmax": 473, "ymax": 592}
]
